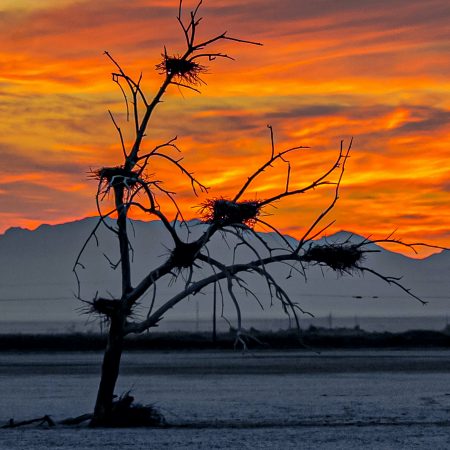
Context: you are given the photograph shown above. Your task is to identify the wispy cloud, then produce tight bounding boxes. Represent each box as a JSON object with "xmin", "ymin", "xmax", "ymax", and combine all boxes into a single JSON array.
[{"xmin": 0, "ymin": 0, "xmax": 448, "ymax": 253}]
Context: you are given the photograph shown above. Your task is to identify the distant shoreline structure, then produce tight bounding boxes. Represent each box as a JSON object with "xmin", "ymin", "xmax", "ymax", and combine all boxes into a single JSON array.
[
  {"xmin": 1, "ymin": 315, "xmax": 449, "ymax": 335},
  {"xmin": 1, "ymin": 326, "xmax": 450, "ymax": 351}
]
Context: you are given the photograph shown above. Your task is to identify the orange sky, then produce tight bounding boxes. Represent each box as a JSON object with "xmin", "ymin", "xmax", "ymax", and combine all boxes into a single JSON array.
[{"xmin": 0, "ymin": 0, "xmax": 449, "ymax": 256}]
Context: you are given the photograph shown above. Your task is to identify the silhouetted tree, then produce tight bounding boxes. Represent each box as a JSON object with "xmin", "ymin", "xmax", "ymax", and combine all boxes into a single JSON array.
[{"xmin": 73, "ymin": 0, "xmax": 427, "ymax": 427}]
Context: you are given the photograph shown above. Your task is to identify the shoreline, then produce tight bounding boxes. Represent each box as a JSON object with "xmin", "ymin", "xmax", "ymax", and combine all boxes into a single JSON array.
[{"xmin": 1, "ymin": 327, "xmax": 450, "ymax": 351}]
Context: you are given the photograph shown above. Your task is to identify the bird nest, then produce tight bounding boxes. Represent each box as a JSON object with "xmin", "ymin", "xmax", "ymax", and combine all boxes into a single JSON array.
[
  {"xmin": 200, "ymin": 198, "xmax": 262, "ymax": 228},
  {"xmin": 90, "ymin": 298, "xmax": 122, "ymax": 318},
  {"xmin": 156, "ymin": 54, "xmax": 207, "ymax": 85},
  {"xmin": 92, "ymin": 166, "xmax": 140, "ymax": 190},
  {"xmin": 303, "ymin": 243, "xmax": 364, "ymax": 273},
  {"xmin": 169, "ymin": 241, "xmax": 203, "ymax": 269}
]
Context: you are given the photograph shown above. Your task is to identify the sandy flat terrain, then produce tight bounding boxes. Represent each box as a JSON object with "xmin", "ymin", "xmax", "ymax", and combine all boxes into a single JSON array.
[{"xmin": 1, "ymin": 350, "xmax": 450, "ymax": 449}]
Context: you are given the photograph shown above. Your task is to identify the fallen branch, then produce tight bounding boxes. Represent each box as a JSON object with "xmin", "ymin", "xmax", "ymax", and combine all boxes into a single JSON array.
[
  {"xmin": 2, "ymin": 415, "xmax": 55, "ymax": 429},
  {"xmin": 2, "ymin": 393, "xmax": 166, "ymax": 429}
]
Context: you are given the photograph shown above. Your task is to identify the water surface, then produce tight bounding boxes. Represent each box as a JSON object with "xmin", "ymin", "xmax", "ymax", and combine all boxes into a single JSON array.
[{"xmin": 1, "ymin": 350, "xmax": 450, "ymax": 449}]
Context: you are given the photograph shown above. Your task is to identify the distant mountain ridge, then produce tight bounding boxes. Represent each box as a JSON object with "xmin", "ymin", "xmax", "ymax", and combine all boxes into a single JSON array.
[{"xmin": 0, "ymin": 217, "xmax": 449, "ymax": 325}]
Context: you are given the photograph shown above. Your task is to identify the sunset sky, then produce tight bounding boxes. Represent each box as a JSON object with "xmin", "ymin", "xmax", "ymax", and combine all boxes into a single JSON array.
[{"xmin": 0, "ymin": 0, "xmax": 449, "ymax": 255}]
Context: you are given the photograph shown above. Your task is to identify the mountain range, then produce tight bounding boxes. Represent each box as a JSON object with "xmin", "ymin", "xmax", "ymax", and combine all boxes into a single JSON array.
[{"xmin": 0, "ymin": 217, "xmax": 449, "ymax": 329}]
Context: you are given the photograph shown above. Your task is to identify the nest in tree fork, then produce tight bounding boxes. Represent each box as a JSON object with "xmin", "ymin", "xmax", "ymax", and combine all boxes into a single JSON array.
[
  {"xmin": 303, "ymin": 243, "xmax": 364, "ymax": 272},
  {"xmin": 93, "ymin": 166, "xmax": 139, "ymax": 189},
  {"xmin": 91, "ymin": 298, "xmax": 125, "ymax": 318},
  {"xmin": 170, "ymin": 241, "xmax": 203, "ymax": 269},
  {"xmin": 156, "ymin": 55, "xmax": 207, "ymax": 85},
  {"xmin": 201, "ymin": 198, "xmax": 262, "ymax": 228}
]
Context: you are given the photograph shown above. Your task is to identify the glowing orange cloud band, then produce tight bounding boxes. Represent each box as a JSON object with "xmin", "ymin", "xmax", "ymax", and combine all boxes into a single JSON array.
[{"xmin": 0, "ymin": 0, "xmax": 448, "ymax": 256}]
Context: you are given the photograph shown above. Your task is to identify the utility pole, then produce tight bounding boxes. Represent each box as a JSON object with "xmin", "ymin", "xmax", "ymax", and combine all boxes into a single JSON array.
[
  {"xmin": 195, "ymin": 300, "xmax": 200, "ymax": 333},
  {"xmin": 212, "ymin": 283, "xmax": 217, "ymax": 343}
]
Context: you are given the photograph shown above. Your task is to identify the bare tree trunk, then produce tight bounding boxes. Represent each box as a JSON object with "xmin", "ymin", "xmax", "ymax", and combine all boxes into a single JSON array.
[
  {"xmin": 90, "ymin": 317, "xmax": 124, "ymax": 427},
  {"xmin": 91, "ymin": 185, "xmax": 130, "ymax": 427},
  {"xmin": 114, "ymin": 185, "xmax": 132, "ymax": 294}
]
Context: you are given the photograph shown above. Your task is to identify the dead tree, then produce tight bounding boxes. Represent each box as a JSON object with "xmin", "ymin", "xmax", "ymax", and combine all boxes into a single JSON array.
[{"xmin": 74, "ymin": 0, "xmax": 429, "ymax": 427}]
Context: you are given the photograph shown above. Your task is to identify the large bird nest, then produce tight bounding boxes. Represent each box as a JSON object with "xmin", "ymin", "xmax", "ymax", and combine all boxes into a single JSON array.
[
  {"xmin": 156, "ymin": 54, "xmax": 207, "ymax": 86},
  {"xmin": 200, "ymin": 198, "xmax": 262, "ymax": 228},
  {"xmin": 169, "ymin": 241, "xmax": 203, "ymax": 269},
  {"xmin": 90, "ymin": 298, "xmax": 122, "ymax": 318},
  {"xmin": 92, "ymin": 166, "xmax": 140, "ymax": 190},
  {"xmin": 303, "ymin": 243, "xmax": 364, "ymax": 273}
]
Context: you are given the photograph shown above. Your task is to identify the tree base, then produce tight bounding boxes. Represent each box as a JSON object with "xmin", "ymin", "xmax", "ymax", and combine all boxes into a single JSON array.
[
  {"xmin": 90, "ymin": 392, "xmax": 167, "ymax": 428},
  {"xmin": 3, "ymin": 393, "xmax": 167, "ymax": 429}
]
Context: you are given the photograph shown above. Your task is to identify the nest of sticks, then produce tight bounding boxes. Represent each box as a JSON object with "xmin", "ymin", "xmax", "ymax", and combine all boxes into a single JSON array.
[
  {"xmin": 303, "ymin": 243, "xmax": 364, "ymax": 273},
  {"xmin": 169, "ymin": 241, "xmax": 203, "ymax": 269},
  {"xmin": 90, "ymin": 298, "xmax": 122, "ymax": 318},
  {"xmin": 156, "ymin": 55, "xmax": 207, "ymax": 85},
  {"xmin": 200, "ymin": 198, "xmax": 262, "ymax": 228},
  {"xmin": 92, "ymin": 166, "xmax": 139, "ymax": 189}
]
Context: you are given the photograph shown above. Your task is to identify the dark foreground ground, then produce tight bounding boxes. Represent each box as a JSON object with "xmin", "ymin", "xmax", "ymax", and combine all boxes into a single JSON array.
[
  {"xmin": 1, "ymin": 327, "xmax": 450, "ymax": 351},
  {"xmin": 2, "ymin": 327, "xmax": 450, "ymax": 449},
  {"xmin": 2, "ymin": 350, "xmax": 450, "ymax": 449}
]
